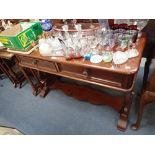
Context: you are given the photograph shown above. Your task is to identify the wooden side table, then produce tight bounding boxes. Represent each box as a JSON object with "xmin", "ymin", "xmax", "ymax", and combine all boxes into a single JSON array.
[
  {"xmin": 132, "ymin": 69, "xmax": 155, "ymax": 130},
  {"xmin": 14, "ymin": 35, "xmax": 146, "ymax": 131}
]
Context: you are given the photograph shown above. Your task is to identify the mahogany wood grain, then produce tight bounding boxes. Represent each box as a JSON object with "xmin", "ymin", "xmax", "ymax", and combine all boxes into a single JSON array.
[{"xmin": 50, "ymin": 79, "xmax": 124, "ymax": 112}]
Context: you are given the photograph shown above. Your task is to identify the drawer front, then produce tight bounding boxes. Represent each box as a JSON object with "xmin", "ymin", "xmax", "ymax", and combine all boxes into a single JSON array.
[
  {"xmin": 18, "ymin": 56, "xmax": 37, "ymax": 67},
  {"xmin": 17, "ymin": 55, "xmax": 133, "ymax": 89},
  {"xmin": 18, "ymin": 56, "xmax": 56, "ymax": 72},
  {"xmin": 37, "ymin": 59, "xmax": 56, "ymax": 72},
  {"xmin": 57, "ymin": 63, "xmax": 127, "ymax": 88},
  {"xmin": 58, "ymin": 64, "xmax": 85, "ymax": 76},
  {"xmin": 89, "ymin": 69, "xmax": 123, "ymax": 87},
  {"xmin": 88, "ymin": 69, "xmax": 134, "ymax": 89}
]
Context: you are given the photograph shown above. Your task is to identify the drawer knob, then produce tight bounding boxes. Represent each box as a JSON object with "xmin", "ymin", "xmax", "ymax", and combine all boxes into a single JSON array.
[
  {"xmin": 124, "ymin": 107, "xmax": 128, "ymax": 112},
  {"xmin": 33, "ymin": 60, "xmax": 37, "ymax": 65},
  {"xmin": 83, "ymin": 69, "xmax": 88, "ymax": 77}
]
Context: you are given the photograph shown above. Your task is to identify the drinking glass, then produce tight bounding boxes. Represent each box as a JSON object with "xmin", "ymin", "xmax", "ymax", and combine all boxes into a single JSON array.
[
  {"xmin": 102, "ymin": 46, "xmax": 113, "ymax": 62},
  {"xmin": 98, "ymin": 19, "xmax": 110, "ymax": 30},
  {"xmin": 126, "ymin": 40, "xmax": 138, "ymax": 58},
  {"xmin": 88, "ymin": 35, "xmax": 99, "ymax": 54},
  {"xmin": 133, "ymin": 19, "xmax": 149, "ymax": 37},
  {"xmin": 117, "ymin": 34, "xmax": 129, "ymax": 51}
]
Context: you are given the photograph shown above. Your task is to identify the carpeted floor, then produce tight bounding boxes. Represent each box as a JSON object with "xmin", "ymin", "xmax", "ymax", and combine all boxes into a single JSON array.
[{"xmin": 0, "ymin": 59, "xmax": 155, "ymax": 135}]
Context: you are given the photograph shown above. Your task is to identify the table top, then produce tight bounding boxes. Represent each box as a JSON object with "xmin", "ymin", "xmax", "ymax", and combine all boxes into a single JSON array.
[
  {"xmin": 18, "ymin": 35, "xmax": 146, "ymax": 75},
  {"xmin": 3, "ymin": 34, "xmax": 145, "ymax": 75}
]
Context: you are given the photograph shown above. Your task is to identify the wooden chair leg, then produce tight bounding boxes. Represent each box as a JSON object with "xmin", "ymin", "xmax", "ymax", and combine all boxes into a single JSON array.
[
  {"xmin": 0, "ymin": 58, "xmax": 25, "ymax": 88},
  {"xmin": 131, "ymin": 92, "xmax": 146, "ymax": 130},
  {"xmin": 0, "ymin": 62, "xmax": 15, "ymax": 86},
  {"xmin": 0, "ymin": 71, "xmax": 2, "ymax": 80},
  {"xmin": 1, "ymin": 59, "xmax": 20, "ymax": 88},
  {"xmin": 142, "ymin": 58, "xmax": 151, "ymax": 91},
  {"xmin": 19, "ymin": 67, "xmax": 38, "ymax": 96},
  {"xmin": 131, "ymin": 91, "xmax": 155, "ymax": 130}
]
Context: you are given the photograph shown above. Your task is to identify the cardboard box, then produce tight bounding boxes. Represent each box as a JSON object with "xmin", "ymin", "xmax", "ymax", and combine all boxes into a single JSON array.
[{"xmin": 0, "ymin": 22, "xmax": 43, "ymax": 51}]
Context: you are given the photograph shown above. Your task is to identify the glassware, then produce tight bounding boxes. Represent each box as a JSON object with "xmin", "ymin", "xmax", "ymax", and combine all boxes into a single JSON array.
[
  {"xmin": 62, "ymin": 24, "xmax": 70, "ymax": 40},
  {"xmin": 40, "ymin": 19, "xmax": 52, "ymax": 32},
  {"xmin": 117, "ymin": 34, "xmax": 130, "ymax": 51},
  {"xmin": 134, "ymin": 19, "xmax": 149, "ymax": 31},
  {"xmin": 53, "ymin": 22, "xmax": 102, "ymax": 59},
  {"xmin": 128, "ymin": 25, "xmax": 138, "ymax": 43},
  {"xmin": 114, "ymin": 19, "xmax": 130, "ymax": 25},
  {"xmin": 90, "ymin": 54, "xmax": 103, "ymax": 63},
  {"xmin": 87, "ymin": 35, "xmax": 99, "ymax": 55},
  {"xmin": 102, "ymin": 47, "xmax": 113, "ymax": 63},
  {"xmin": 133, "ymin": 19, "xmax": 149, "ymax": 37},
  {"xmin": 95, "ymin": 28, "xmax": 103, "ymax": 44},
  {"xmin": 118, "ymin": 23, "xmax": 128, "ymax": 34},
  {"xmin": 113, "ymin": 51, "xmax": 128, "ymax": 65},
  {"xmin": 108, "ymin": 34, "xmax": 116, "ymax": 50},
  {"xmin": 125, "ymin": 41, "xmax": 139, "ymax": 58},
  {"xmin": 89, "ymin": 19, "xmax": 94, "ymax": 28},
  {"xmin": 98, "ymin": 19, "xmax": 110, "ymax": 31}
]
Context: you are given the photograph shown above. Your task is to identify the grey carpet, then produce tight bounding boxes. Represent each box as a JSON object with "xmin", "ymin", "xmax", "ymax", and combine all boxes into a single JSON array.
[{"xmin": 0, "ymin": 59, "xmax": 155, "ymax": 135}]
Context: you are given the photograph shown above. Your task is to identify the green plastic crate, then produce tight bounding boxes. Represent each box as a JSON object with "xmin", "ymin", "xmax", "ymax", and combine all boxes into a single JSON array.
[{"xmin": 0, "ymin": 22, "xmax": 43, "ymax": 51}]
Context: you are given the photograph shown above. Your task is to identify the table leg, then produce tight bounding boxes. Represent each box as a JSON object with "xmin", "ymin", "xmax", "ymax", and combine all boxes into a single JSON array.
[
  {"xmin": 30, "ymin": 69, "xmax": 42, "ymax": 87},
  {"xmin": 30, "ymin": 69, "xmax": 48, "ymax": 97},
  {"xmin": 19, "ymin": 66, "xmax": 38, "ymax": 96},
  {"xmin": 117, "ymin": 92, "xmax": 133, "ymax": 131},
  {"xmin": 40, "ymin": 80, "xmax": 48, "ymax": 97}
]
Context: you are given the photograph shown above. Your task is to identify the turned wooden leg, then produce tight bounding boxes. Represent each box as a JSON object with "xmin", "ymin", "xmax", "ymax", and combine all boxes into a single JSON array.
[
  {"xmin": 40, "ymin": 81, "xmax": 48, "ymax": 97},
  {"xmin": 131, "ymin": 91, "xmax": 155, "ymax": 130},
  {"xmin": 117, "ymin": 92, "xmax": 133, "ymax": 131},
  {"xmin": 19, "ymin": 67, "xmax": 38, "ymax": 96},
  {"xmin": 30, "ymin": 69, "xmax": 48, "ymax": 97},
  {"xmin": 39, "ymin": 74, "xmax": 48, "ymax": 98},
  {"xmin": 30, "ymin": 69, "xmax": 43, "ymax": 88}
]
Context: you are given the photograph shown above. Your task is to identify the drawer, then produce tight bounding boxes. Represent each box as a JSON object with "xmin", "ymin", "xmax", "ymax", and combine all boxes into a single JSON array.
[
  {"xmin": 58, "ymin": 63, "xmax": 84, "ymax": 75},
  {"xmin": 89, "ymin": 69, "xmax": 123, "ymax": 88},
  {"xmin": 37, "ymin": 59, "xmax": 56, "ymax": 72},
  {"xmin": 57, "ymin": 63, "xmax": 88, "ymax": 78},
  {"xmin": 89, "ymin": 69, "xmax": 134, "ymax": 89},
  {"xmin": 18, "ymin": 56, "xmax": 56, "ymax": 72},
  {"xmin": 17, "ymin": 56, "xmax": 35, "ymax": 65},
  {"xmin": 57, "ymin": 63, "xmax": 128, "ymax": 88},
  {"xmin": 18, "ymin": 56, "xmax": 37, "ymax": 67}
]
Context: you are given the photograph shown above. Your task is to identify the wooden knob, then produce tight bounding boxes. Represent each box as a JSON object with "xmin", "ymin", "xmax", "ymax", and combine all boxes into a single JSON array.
[
  {"xmin": 124, "ymin": 107, "xmax": 128, "ymax": 112},
  {"xmin": 83, "ymin": 69, "xmax": 88, "ymax": 77},
  {"xmin": 32, "ymin": 60, "xmax": 37, "ymax": 65}
]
